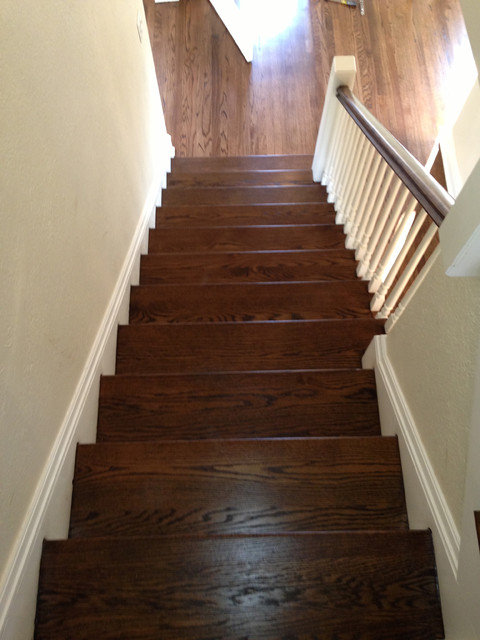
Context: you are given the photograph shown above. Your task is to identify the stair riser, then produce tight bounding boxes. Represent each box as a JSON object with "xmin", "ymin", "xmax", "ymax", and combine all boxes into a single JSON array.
[
  {"xmin": 140, "ymin": 250, "xmax": 359, "ymax": 284},
  {"xmin": 171, "ymin": 155, "xmax": 313, "ymax": 172},
  {"xmin": 162, "ymin": 185, "xmax": 330, "ymax": 206},
  {"xmin": 148, "ymin": 224, "xmax": 345, "ymax": 253},
  {"xmin": 129, "ymin": 281, "xmax": 373, "ymax": 324},
  {"xmin": 97, "ymin": 370, "xmax": 381, "ymax": 441},
  {"xmin": 115, "ymin": 320, "xmax": 384, "ymax": 375},
  {"xmin": 167, "ymin": 170, "xmax": 315, "ymax": 188},
  {"xmin": 156, "ymin": 203, "xmax": 336, "ymax": 227}
]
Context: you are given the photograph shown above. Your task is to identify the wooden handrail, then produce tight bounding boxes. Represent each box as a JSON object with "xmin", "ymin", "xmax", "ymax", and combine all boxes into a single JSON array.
[{"xmin": 336, "ymin": 86, "xmax": 454, "ymax": 227}]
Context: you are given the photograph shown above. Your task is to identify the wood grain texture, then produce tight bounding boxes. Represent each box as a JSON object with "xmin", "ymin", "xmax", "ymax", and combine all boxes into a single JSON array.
[
  {"xmin": 149, "ymin": 224, "xmax": 345, "ymax": 253},
  {"xmin": 70, "ymin": 437, "xmax": 407, "ymax": 538},
  {"xmin": 162, "ymin": 185, "xmax": 330, "ymax": 206},
  {"xmin": 156, "ymin": 202, "xmax": 336, "ymax": 227},
  {"xmin": 140, "ymin": 249, "xmax": 359, "ymax": 284},
  {"xmin": 129, "ymin": 281, "xmax": 373, "ymax": 324},
  {"xmin": 172, "ymin": 154, "xmax": 314, "ymax": 172},
  {"xmin": 97, "ymin": 369, "xmax": 381, "ymax": 442},
  {"xmin": 167, "ymin": 169, "xmax": 315, "ymax": 187},
  {"xmin": 116, "ymin": 319, "xmax": 384, "ymax": 374},
  {"xmin": 147, "ymin": 0, "xmax": 474, "ymax": 163},
  {"xmin": 36, "ymin": 532, "xmax": 444, "ymax": 639}
]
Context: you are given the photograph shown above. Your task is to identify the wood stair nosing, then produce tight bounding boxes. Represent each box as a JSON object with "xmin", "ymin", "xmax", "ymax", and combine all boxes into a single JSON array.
[
  {"xmin": 148, "ymin": 223, "xmax": 346, "ymax": 253},
  {"xmin": 96, "ymin": 369, "xmax": 381, "ymax": 442},
  {"xmin": 69, "ymin": 436, "xmax": 408, "ymax": 538},
  {"xmin": 156, "ymin": 202, "xmax": 337, "ymax": 227},
  {"xmin": 128, "ymin": 280, "xmax": 374, "ymax": 324},
  {"xmin": 139, "ymin": 248, "xmax": 360, "ymax": 285},
  {"xmin": 35, "ymin": 532, "xmax": 444, "ymax": 640},
  {"xmin": 115, "ymin": 319, "xmax": 385, "ymax": 375},
  {"xmin": 162, "ymin": 184, "xmax": 330, "ymax": 207}
]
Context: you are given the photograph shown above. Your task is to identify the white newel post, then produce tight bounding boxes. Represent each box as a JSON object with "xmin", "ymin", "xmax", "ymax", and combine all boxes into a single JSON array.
[{"xmin": 312, "ymin": 56, "xmax": 357, "ymax": 183}]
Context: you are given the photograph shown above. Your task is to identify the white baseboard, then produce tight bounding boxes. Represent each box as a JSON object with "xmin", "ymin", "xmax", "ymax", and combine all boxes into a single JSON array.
[
  {"xmin": 363, "ymin": 335, "xmax": 460, "ymax": 577},
  {"xmin": 0, "ymin": 169, "xmax": 165, "ymax": 640}
]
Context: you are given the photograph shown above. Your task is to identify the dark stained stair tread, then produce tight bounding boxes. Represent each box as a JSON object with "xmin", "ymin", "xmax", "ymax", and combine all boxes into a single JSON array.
[
  {"xmin": 140, "ymin": 249, "xmax": 360, "ymax": 284},
  {"xmin": 167, "ymin": 169, "xmax": 315, "ymax": 188},
  {"xmin": 148, "ymin": 224, "xmax": 345, "ymax": 253},
  {"xmin": 34, "ymin": 155, "xmax": 444, "ymax": 639},
  {"xmin": 115, "ymin": 319, "xmax": 384, "ymax": 375},
  {"xmin": 162, "ymin": 185, "xmax": 330, "ymax": 206},
  {"xmin": 97, "ymin": 369, "xmax": 381, "ymax": 441},
  {"xmin": 69, "ymin": 437, "xmax": 408, "ymax": 538},
  {"xmin": 172, "ymin": 154, "xmax": 314, "ymax": 172},
  {"xmin": 35, "ymin": 531, "xmax": 444, "ymax": 640},
  {"xmin": 129, "ymin": 281, "xmax": 374, "ymax": 324},
  {"xmin": 156, "ymin": 203, "xmax": 336, "ymax": 227}
]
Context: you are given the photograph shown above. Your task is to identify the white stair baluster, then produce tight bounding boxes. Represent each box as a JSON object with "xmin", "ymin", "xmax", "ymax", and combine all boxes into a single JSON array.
[
  {"xmin": 335, "ymin": 126, "xmax": 363, "ymax": 224},
  {"xmin": 346, "ymin": 151, "xmax": 383, "ymax": 250},
  {"xmin": 377, "ymin": 222, "xmax": 438, "ymax": 319},
  {"xmin": 365, "ymin": 188, "xmax": 412, "ymax": 286},
  {"xmin": 370, "ymin": 206, "xmax": 427, "ymax": 307},
  {"xmin": 356, "ymin": 164, "xmax": 394, "ymax": 268}
]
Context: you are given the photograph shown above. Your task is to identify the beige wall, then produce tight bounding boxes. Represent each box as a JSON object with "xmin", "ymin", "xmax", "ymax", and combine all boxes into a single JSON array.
[
  {"xmin": 460, "ymin": 0, "xmax": 480, "ymax": 73},
  {"xmin": 387, "ymin": 250, "xmax": 480, "ymax": 528},
  {"xmin": 0, "ymin": 0, "xmax": 168, "ymax": 623}
]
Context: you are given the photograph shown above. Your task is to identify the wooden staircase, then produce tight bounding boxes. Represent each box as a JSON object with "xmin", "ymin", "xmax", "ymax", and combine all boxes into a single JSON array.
[{"xmin": 34, "ymin": 155, "xmax": 444, "ymax": 639}]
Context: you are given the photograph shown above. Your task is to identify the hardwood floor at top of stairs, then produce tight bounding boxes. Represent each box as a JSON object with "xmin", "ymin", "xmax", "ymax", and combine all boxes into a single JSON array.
[
  {"xmin": 34, "ymin": 156, "xmax": 444, "ymax": 639},
  {"xmin": 147, "ymin": 0, "xmax": 474, "ymax": 164}
]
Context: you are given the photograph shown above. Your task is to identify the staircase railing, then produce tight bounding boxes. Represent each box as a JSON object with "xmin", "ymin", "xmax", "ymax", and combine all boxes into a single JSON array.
[{"xmin": 313, "ymin": 57, "xmax": 455, "ymax": 330}]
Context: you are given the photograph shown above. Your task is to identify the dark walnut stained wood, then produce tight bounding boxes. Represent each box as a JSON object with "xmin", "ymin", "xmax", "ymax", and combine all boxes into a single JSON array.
[
  {"xmin": 140, "ymin": 249, "xmax": 359, "ymax": 284},
  {"xmin": 35, "ymin": 532, "xmax": 443, "ymax": 640},
  {"xmin": 172, "ymin": 155, "xmax": 314, "ymax": 172},
  {"xmin": 156, "ymin": 202, "xmax": 336, "ymax": 227},
  {"xmin": 162, "ymin": 185, "xmax": 330, "ymax": 207},
  {"xmin": 97, "ymin": 370, "xmax": 381, "ymax": 442},
  {"xmin": 149, "ymin": 224, "xmax": 345, "ymax": 253},
  {"xmin": 116, "ymin": 319, "xmax": 384, "ymax": 375},
  {"xmin": 129, "ymin": 281, "xmax": 373, "ymax": 324},
  {"xmin": 167, "ymin": 169, "xmax": 315, "ymax": 188},
  {"xmin": 69, "ymin": 437, "xmax": 408, "ymax": 538},
  {"xmin": 35, "ymin": 154, "xmax": 444, "ymax": 639}
]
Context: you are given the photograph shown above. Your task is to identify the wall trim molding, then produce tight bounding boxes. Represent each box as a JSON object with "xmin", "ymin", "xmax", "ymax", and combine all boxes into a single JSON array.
[
  {"xmin": 363, "ymin": 335, "xmax": 461, "ymax": 576},
  {"xmin": 0, "ymin": 168, "xmax": 165, "ymax": 640}
]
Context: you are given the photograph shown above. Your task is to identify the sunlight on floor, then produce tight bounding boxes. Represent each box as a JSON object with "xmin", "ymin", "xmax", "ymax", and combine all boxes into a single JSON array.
[{"xmin": 239, "ymin": 0, "xmax": 301, "ymax": 41}]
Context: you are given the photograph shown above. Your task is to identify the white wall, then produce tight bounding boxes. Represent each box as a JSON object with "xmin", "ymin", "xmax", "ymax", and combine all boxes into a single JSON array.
[{"xmin": 0, "ymin": 0, "xmax": 172, "ymax": 637}]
